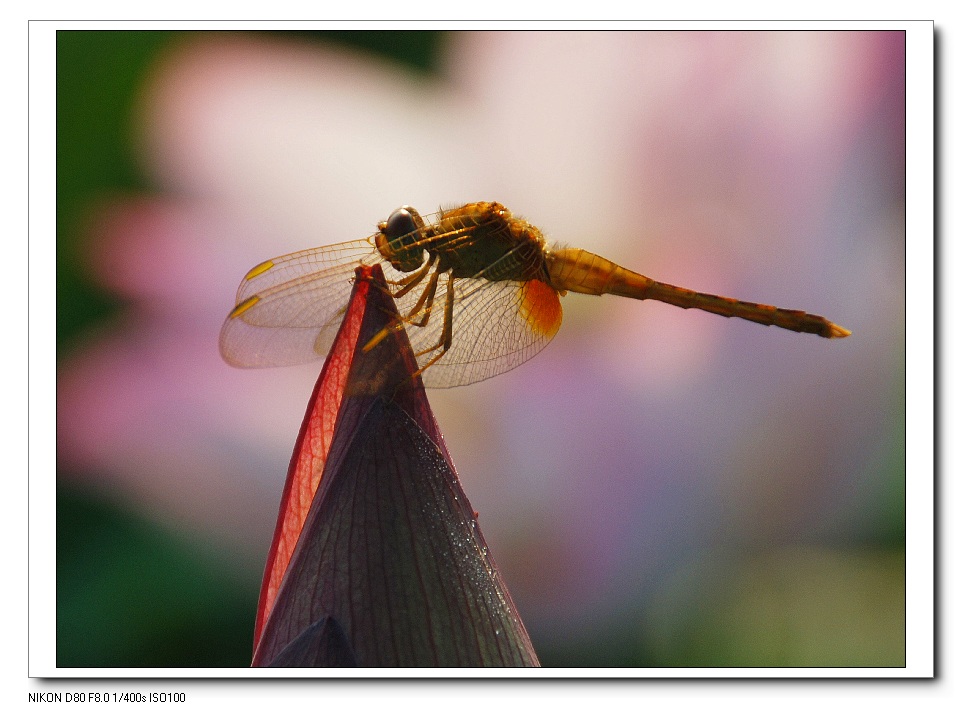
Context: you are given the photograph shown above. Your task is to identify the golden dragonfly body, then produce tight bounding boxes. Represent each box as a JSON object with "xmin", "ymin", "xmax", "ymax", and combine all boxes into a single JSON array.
[{"xmin": 220, "ymin": 201, "xmax": 849, "ymax": 387}]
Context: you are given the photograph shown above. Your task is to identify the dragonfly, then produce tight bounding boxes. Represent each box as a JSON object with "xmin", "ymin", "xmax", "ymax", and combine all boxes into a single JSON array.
[{"xmin": 220, "ymin": 201, "xmax": 850, "ymax": 388}]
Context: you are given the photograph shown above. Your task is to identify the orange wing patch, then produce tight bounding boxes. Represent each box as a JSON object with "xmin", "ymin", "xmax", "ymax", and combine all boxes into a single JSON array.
[{"xmin": 518, "ymin": 279, "xmax": 563, "ymax": 339}]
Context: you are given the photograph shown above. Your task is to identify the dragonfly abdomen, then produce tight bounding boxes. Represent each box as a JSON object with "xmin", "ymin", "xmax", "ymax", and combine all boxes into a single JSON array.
[
  {"xmin": 643, "ymin": 282, "xmax": 850, "ymax": 338},
  {"xmin": 545, "ymin": 247, "xmax": 850, "ymax": 339},
  {"xmin": 545, "ymin": 247, "xmax": 656, "ymax": 298}
]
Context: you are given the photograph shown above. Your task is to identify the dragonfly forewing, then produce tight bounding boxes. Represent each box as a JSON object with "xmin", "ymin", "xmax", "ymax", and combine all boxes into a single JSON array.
[{"xmin": 220, "ymin": 239, "xmax": 380, "ymax": 367}]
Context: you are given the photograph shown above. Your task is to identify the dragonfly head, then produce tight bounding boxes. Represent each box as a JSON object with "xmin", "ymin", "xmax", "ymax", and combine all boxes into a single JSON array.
[{"xmin": 376, "ymin": 205, "xmax": 428, "ymax": 273}]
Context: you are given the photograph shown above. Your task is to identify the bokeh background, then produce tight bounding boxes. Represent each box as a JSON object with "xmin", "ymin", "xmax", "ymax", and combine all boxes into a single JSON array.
[{"xmin": 56, "ymin": 30, "xmax": 905, "ymax": 668}]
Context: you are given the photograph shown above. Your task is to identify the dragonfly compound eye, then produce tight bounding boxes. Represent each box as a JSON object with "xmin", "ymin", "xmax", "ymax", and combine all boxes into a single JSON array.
[
  {"xmin": 377, "ymin": 206, "xmax": 427, "ymax": 272},
  {"xmin": 384, "ymin": 206, "xmax": 424, "ymax": 241}
]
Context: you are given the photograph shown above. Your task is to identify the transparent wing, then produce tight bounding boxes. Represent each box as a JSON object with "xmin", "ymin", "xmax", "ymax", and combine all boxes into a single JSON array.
[
  {"xmin": 220, "ymin": 205, "xmax": 564, "ymax": 383},
  {"xmin": 403, "ymin": 275, "xmax": 564, "ymax": 389},
  {"xmin": 219, "ymin": 238, "xmax": 381, "ymax": 367}
]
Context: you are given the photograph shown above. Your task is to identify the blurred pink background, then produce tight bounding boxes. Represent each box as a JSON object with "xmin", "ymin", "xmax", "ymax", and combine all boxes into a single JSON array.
[{"xmin": 57, "ymin": 31, "xmax": 905, "ymax": 666}]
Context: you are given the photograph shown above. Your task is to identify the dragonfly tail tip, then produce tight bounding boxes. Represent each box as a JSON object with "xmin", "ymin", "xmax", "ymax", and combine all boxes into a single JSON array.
[{"xmin": 827, "ymin": 323, "xmax": 852, "ymax": 339}]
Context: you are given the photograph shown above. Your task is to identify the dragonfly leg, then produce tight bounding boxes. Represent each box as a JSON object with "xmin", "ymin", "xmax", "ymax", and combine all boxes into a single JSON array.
[
  {"xmin": 362, "ymin": 263, "xmax": 442, "ymax": 354},
  {"xmin": 390, "ymin": 257, "xmax": 434, "ymax": 298},
  {"xmin": 412, "ymin": 273, "xmax": 456, "ymax": 377},
  {"xmin": 405, "ymin": 264, "xmax": 441, "ymax": 328}
]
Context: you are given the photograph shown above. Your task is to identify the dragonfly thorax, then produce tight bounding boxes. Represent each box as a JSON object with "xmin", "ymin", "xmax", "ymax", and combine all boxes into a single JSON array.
[
  {"xmin": 430, "ymin": 202, "xmax": 549, "ymax": 283},
  {"xmin": 376, "ymin": 202, "xmax": 549, "ymax": 283}
]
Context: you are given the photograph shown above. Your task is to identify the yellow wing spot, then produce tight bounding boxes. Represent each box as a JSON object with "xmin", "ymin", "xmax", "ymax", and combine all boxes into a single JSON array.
[
  {"xmin": 229, "ymin": 295, "xmax": 261, "ymax": 319},
  {"xmin": 518, "ymin": 279, "xmax": 563, "ymax": 339},
  {"xmin": 244, "ymin": 260, "xmax": 275, "ymax": 280}
]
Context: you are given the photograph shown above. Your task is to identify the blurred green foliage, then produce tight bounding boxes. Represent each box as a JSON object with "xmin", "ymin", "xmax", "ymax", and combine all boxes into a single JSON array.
[
  {"xmin": 57, "ymin": 31, "xmax": 170, "ymax": 354},
  {"xmin": 57, "ymin": 487, "xmax": 259, "ymax": 667}
]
